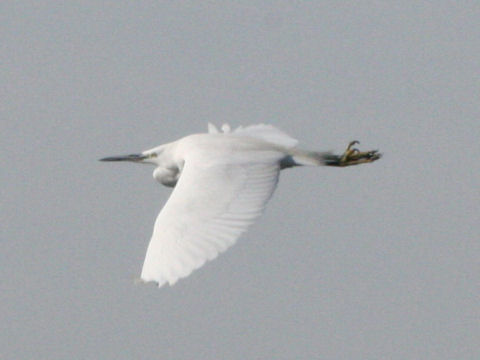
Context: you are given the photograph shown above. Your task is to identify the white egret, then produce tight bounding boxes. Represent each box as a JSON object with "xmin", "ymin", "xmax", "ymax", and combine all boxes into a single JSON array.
[{"xmin": 100, "ymin": 124, "xmax": 381, "ymax": 287}]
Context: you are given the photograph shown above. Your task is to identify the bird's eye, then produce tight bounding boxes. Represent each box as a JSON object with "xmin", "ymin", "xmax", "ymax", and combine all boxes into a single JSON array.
[{"xmin": 149, "ymin": 153, "xmax": 157, "ymax": 158}]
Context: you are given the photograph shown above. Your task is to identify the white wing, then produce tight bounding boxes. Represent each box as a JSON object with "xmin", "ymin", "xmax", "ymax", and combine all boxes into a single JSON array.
[
  {"xmin": 140, "ymin": 153, "xmax": 281, "ymax": 287},
  {"xmin": 207, "ymin": 123, "xmax": 298, "ymax": 148},
  {"xmin": 232, "ymin": 124, "xmax": 298, "ymax": 148}
]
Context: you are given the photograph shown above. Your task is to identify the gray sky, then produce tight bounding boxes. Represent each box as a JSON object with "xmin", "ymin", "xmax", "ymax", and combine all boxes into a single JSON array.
[{"xmin": 2, "ymin": 1, "xmax": 479, "ymax": 359}]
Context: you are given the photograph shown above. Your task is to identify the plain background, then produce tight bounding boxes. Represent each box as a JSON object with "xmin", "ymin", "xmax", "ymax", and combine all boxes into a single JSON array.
[{"xmin": 2, "ymin": 2, "xmax": 479, "ymax": 359}]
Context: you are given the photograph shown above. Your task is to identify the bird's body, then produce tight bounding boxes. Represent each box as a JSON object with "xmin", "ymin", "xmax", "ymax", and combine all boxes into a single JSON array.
[{"xmin": 101, "ymin": 124, "xmax": 381, "ymax": 287}]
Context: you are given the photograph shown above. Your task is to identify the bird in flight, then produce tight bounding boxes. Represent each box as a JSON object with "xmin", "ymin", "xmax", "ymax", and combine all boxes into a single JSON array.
[{"xmin": 100, "ymin": 123, "xmax": 381, "ymax": 287}]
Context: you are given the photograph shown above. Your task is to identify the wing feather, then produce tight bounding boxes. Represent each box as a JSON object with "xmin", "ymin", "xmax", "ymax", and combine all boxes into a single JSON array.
[{"xmin": 140, "ymin": 157, "xmax": 280, "ymax": 286}]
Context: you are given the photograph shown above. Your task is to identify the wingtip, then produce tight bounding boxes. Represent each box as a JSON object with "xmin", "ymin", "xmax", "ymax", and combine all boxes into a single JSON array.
[{"xmin": 207, "ymin": 123, "xmax": 219, "ymax": 134}]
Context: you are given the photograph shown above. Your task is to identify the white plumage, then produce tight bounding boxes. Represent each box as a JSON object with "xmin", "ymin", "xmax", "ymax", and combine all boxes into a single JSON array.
[
  {"xmin": 142, "ymin": 124, "xmax": 291, "ymax": 286},
  {"xmin": 100, "ymin": 123, "xmax": 381, "ymax": 287}
]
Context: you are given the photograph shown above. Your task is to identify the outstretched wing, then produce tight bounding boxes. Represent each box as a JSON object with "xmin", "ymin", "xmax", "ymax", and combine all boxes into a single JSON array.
[
  {"xmin": 207, "ymin": 122, "xmax": 298, "ymax": 148},
  {"xmin": 140, "ymin": 153, "xmax": 281, "ymax": 287}
]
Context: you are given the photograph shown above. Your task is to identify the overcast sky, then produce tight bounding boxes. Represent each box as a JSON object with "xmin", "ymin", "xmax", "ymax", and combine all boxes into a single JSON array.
[{"xmin": 2, "ymin": 2, "xmax": 479, "ymax": 359}]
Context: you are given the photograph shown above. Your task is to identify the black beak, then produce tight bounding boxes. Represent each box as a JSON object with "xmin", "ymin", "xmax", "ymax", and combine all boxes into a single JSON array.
[{"xmin": 99, "ymin": 154, "xmax": 148, "ymax": 162}]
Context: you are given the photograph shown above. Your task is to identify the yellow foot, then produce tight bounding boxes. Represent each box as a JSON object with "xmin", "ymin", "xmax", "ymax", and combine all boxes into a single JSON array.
[{"xmin": 324, "ymin": 141, "xmax": 381, "ymax": 167}]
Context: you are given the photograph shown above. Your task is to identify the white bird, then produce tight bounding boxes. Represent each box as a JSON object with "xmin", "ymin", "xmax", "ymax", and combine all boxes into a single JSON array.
[{"xmin": 100, "ymin": 123, "xmax": 381, "ymax": 287}]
